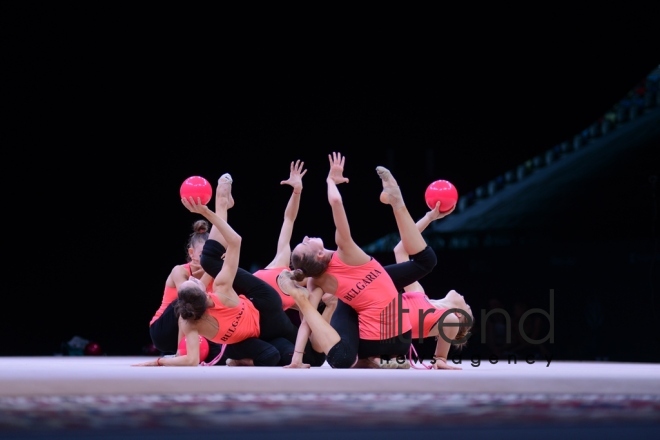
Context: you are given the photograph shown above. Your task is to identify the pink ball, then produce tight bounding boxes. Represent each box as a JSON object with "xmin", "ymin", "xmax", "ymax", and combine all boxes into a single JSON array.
[
  {"xmin": 84, "ymin": 342, "xmax": 103, "ymax": 356},
  {"xmin": 180, "ymin": 176, "xmax": 212, "ymax": 205},
  {"xmin": 178, "ymin": 335, "xmax": 210, "ymax": 363},
  {"xmin": 424, "ymin": 180, "xmax": 458, "ymax": 213}
]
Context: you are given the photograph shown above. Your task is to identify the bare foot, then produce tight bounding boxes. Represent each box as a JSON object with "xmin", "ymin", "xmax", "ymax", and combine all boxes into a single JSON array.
[
  {"xmin": 226, "ymin": 358, "xmax": 254, "ymax": 367},
  {"xmin": 217, "ymin": 173, "xmax": 234, "ymax": 209},
  {"xmin": 369, "ymin": 356, "xmax": 399, "ymax": 369},
  {"xmin": 353, "ymin": 357, "xmax": 402, "ymax": 369},
  {"xmin": 376, "ymin": 166, "xmax": 404, "ymax": 209},
  {"xmin": 352, "ymin": 358, "xmax": 380, "ymax": 369},
  {"xmin": 277, "ymin": 270, "xmax": 309, "ymax": 302},
  {"xmin": 395, "ymin": 357, "xmax": 411, "ymax": 369}
]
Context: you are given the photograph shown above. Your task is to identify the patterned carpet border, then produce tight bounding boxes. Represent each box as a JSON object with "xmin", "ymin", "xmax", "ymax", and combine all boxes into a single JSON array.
[{"xmin": 1, "ymin": 392, "xmax": 659, "ymax": 431}]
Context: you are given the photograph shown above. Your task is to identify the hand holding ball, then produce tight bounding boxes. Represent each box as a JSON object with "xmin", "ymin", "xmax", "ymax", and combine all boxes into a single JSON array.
[
  {"xmin": 180, "ymin": 176, "xmax": 212, "ymax": 205},
  {"xmin": 425, "ymin": 180, "xmax": 458, "ymax": 213}
]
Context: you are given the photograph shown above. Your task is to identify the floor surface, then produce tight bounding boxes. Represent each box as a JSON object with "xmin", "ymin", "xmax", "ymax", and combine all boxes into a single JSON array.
[{"xmin": 1, "ymin": 357, "xmax": 659, "ymax": 439}]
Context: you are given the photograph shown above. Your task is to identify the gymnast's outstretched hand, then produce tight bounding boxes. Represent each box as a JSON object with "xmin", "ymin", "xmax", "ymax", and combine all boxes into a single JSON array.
[
  {"xmin": 281, "ymin": 159, "xmax": 307, "ymax": 191},
  {"xmin": 132, "ymin": 358, "xmax": 161, "ymax": 367},
  {"xmin": 327, "ymin": 152, "xmax": 349, "ymax": 185},
  {"xmin": 283, "ymin": 352, "xmax": 311, "ymax": 369},
  {"xmin": 431, "ymin": 357, "xmax": 462, "ymax": 370}
]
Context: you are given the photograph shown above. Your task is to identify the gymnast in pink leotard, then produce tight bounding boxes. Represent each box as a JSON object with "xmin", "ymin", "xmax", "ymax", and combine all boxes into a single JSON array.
[
  {"xmin": 249, "ymin": 160, "xmax": 329, "ymax": 368},
  {"xmin": 282, "ymin": 152, "xmax": 443, "ymax": 369},
  {"xmin": 148, "ymin": 219, "xmax": 218, "ymax": 358},
  {"xmin": 392, "ymin": 205, "xmax": 473, "ymax": 370},
  {"xmin": 135, "ymin": 175, "xmax": 289, "ymax": 367}
]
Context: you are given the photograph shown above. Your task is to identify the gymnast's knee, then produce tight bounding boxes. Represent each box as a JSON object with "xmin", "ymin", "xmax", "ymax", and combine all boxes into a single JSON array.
[
  {"xmin": 411, "ymin": 245, "xmax": 437, "ymax": 271},
  {"xmin": 327, "ymin": 341, "xmax": 357, "ymax": 369},
  {"xmin": 253, "ymin": 345, "xmax": 281, "ymax": 366},
  {"xmin": 200, "ymin": 239, "xmax": 227, "ymax": 276},
  {"xmin": 306, "ymin": 350, "xmax": 327, "ymax": 367}
]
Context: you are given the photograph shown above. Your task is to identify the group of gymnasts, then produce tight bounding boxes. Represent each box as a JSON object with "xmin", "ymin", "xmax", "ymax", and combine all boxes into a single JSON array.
[{"xmin": 134, "ymin": 152, "xmax": 473, "ymax": 370}]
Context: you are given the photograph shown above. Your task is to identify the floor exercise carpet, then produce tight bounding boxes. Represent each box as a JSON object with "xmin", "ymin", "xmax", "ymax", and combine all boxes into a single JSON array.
[{"xmin": 1, "ymin": 392, "xmax": 659, "ymax": 439}]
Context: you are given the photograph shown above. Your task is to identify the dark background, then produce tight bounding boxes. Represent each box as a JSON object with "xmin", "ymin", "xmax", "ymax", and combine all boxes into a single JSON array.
[{"xmin": 3, "ymin": 4, "xmax": 659, "ymax": 360}]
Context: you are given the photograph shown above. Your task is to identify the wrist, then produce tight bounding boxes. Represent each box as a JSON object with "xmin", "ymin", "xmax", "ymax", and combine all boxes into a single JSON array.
[
  {"xmin": 293, "ymin": 188, "xmax": 302, "ymax": 195},
  {"xmin": 156, "ymin": 357, "xmax": 163, "ymax": 366}
]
